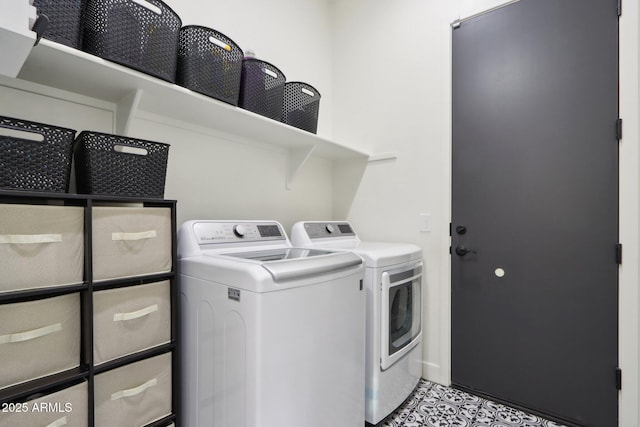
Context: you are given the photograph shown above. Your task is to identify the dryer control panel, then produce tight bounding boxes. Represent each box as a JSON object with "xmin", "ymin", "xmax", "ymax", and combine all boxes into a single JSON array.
[
  {"xmin": 304, "ymin": 222, "xmax": 356, "ymax": 239},
  {"xmin": 193, "ymin": 221, "xmax": 286, "ymax": 244}
]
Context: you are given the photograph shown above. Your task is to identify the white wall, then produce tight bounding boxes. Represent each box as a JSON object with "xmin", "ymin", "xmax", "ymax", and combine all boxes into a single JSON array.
[
  {"xmin": 0, "ymin": 79, "xmax": 113, "ymax": 134},
  {"xmin": 329, "ymin": 0, "xmax": 449, "ymax": 382},
  {"xmin": 331, "ymin": 0, "xmax": 640, "ymax": 426},
  {"xmin": 128, "ymin": 111, "xmax": 335, "ymax": 227},
  {"xmin": 1, "ymin": 0, "xmax": 339, "ymax": 230}
]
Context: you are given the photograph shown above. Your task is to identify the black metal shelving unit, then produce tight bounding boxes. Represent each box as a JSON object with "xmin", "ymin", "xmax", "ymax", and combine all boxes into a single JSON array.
[{"xmin": 0, "ymin": 190, "xmax": 178, "ymax": 427}]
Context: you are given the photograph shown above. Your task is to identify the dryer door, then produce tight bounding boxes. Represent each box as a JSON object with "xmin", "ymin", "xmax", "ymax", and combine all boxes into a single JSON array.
[{"xmin": 381, "ymin": 261, "xmax": 422, "ymax": 370}]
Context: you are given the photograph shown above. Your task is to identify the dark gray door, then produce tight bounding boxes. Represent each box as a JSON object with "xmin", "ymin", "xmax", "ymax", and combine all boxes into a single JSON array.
[{"xmin": 451, "ymin": 1, "xmax": 619, "ymax": 426}]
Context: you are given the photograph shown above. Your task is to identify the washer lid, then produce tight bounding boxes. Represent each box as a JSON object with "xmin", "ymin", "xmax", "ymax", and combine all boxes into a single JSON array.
[
  {"xmin": 193, "ymin": 249, "xmax": 363, "ymax": 286},
  {"xmin": 222, "ymin": 248, "xmax": 331, "ymax": 261},
  {"xmin": 260, "ymin": 250, "xmax": 362, "ymax": 282},
  {"xmin": 220, "ymin": 249, "xmax": 362, "ymax": 281}
]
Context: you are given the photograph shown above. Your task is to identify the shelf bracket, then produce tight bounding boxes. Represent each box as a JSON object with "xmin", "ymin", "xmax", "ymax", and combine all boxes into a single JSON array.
[
  {"xmin": 368, "ymin": 152, "xmax": 398, "ymax": 163},
  {"xmin": 0, "ymin": 1, "xmax": 37, "ymax": 78},
  {"xmin": 286, "ymin": 145, "xmax": 316, "ymax": 190},
  {"xmin": 115, "ymin": 89, "xmax": 143, "ymax": 136}
]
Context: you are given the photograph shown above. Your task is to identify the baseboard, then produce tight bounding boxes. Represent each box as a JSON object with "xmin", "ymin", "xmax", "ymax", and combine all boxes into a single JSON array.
[{"xmin": 421, "ymin": 360, "xmax": 442, "ymax": 383}]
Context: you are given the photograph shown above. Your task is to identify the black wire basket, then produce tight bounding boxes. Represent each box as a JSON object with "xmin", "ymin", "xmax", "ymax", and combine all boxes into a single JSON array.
[
  {"xmin": 177, "ymin": 26, "xmax": 244, "ymax": 105},
  {"xmin": 82, "ymin": 0, "xmax": 182, "ymax": 82},
  {"xmin": 33, "ymin": 0, "xmax": 85, "ymax": 48},
  {"xmin": 281, "ymin": 82, "xmax": 321, "ymax": 134},
  {"xmin": 74, "ymin": 131, "xmax": 169, "ymax": 198},
  {"xmin": 239, "ymin": 58, "xmax": 286, "ymax": 120},
  {"xmin": 0, "ymin": 116, "xmax": 76, "ymax": 192}
]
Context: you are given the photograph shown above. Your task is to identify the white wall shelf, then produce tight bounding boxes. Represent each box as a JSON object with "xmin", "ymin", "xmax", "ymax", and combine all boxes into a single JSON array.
[{"xmin": 15, "ymin": 40, "xmax": 369, "ymax": 188}]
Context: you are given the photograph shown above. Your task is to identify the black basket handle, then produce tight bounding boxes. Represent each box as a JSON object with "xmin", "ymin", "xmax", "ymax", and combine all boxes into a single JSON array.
[
  {"xmin": 300, "ymin": 87, "xmax": 316, "ymax": 97},
  {"xmin": 113, "ymin": 144, "xmax": 148, "ymax": 156},
  {"xmin": 129, "ymin": 0, "xmax": 163, "ymax": 15},
  {"xmin": 208, "ymin": 34, "xmax": 232, "ymax": 52},
  {"xmin": 0, "ymin": 125, "xmax": 45, "ymax": 143},
  {"xmin": 263, "ymin": 67, "xmax": 279, "ymax": 79}
]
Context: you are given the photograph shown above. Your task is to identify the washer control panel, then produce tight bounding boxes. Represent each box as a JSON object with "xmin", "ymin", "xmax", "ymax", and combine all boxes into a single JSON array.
[
  {"xmin": 304, "ymin": 222, "xmax": 356, "ymax": 239},
  {"xmin": 194, "ymin": 221, "xmax": 286, "ymax": 244}
]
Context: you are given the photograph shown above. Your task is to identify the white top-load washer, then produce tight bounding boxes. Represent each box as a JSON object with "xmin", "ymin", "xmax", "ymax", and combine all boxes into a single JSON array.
[
  {"xmin": 291, "ymin": 221, "xmax": 423, "ymax": 425},
  {"xmin": 178, "ymin": 220, "xmax": 365, "ymax": 427}
]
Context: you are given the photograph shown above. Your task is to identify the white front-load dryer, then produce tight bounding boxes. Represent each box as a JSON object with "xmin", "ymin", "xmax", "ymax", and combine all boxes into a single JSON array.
[
  {"xmin": 178, "ymin": 220, "xmax": 365, "ymax": 427},
  {"xmin": 291, "ymin": 221, "xmax": 423, "ymax": 425}
]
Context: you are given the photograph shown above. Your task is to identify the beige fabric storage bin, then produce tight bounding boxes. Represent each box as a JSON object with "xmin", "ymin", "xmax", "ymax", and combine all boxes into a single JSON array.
[
  {"xmin": 93, "ymin": 281, "xmax": 171, "ymax": 365},
  {"xmin": 0, "ymin": 204, "xmax": 83, "ymax": 294},
  {"xmin": 0, "ymin": 381, "xmax": 88, "ymax": 427},
  {"xmin": 92, "ymin": 207, "xmax": 172, "ymax": 281},
  {"xmin": 0, "ymin": 293, "xmax": 80, "ymax": 390},
  {"xmin": 94, "ymin": 352, "xmax": 172, "ymax": 427}
]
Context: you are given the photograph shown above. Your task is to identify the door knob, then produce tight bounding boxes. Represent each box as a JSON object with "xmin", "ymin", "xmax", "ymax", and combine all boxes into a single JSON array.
[{"xmin": 455, "ymin": 245, "xmax": 476, "ymax": 256}]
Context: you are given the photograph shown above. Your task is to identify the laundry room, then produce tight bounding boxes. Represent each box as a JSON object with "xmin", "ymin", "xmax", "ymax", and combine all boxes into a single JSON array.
[{"xmin": 0, "ymin": 0, "xmax": 638, "ymax": 426}]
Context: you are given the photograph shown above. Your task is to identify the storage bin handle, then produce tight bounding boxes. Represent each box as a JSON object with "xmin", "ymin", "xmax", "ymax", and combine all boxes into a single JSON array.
[
  {"xmin": 113, "ymin": 304, "xmax": 158, "ymax": 322},
  {"xmin": 113, "ymin": 145, "xmax": 148, "ymax": 156},
  {"xmin": 111, "ymin": 378, "xmax": 158, "ymax": 401},
  {"xmin": 130, "ymin": 0, "xmax": 162, "ymax": 15},
  {"xmin": 46, "ymin": 416, "xmax": 67, "ymax": 427},
  {"xmin": 111, "ymin": 230, "xmax": 157, "ymax": 241},
  {"xmin": 0, "ymin": 323, "xmax": 62, "ymax": 344},
  {"xmin": 0, "ymin": 234, "xmax": 62, "ymax": 244},
  {"xmin": 301, "ymin": 88, "xmax": 315, "ymax": 97},
  {"xmin": 263, "ymin": 68, "xmax": 278, "ymax": 79},
  {"xmin": 0, "ymin": 127, "xmax": 45, "ymax": 142},
  {"xmin": 209, "ymin": 36, "xmax": 231, "ymax": 52}
]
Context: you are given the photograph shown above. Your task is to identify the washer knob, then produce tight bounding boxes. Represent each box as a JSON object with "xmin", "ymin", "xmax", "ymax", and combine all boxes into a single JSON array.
[
  {"xmin": 326, "ymin": 224, "xmax": 335, "ymax": 234},
  {"xmin": 233, "ymin": 224, "xmax": 247, "ymax": 238}
]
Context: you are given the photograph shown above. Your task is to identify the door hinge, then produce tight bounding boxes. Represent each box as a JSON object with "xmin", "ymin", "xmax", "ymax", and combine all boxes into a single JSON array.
[
  {"xmin": 449, "ymin": 246, "xmax": 452, "ymax": 255},
  {"xmin": 616, "ymin": 243, "xmax": 622, "ymax": 264},
  {"xmin": 616, "ymin": 367, "xmax": 622, "ymax": 390},
  {"xmin": 617, "ymin": 0, "xmax": 622, "ymax": 17},
  {"xmin": 616, "ymin": 118, "xmax": 622, "ymax": 141},
  {"xmin": 449, "ymin": 222, "xmax": 452, "ymax": 236}
]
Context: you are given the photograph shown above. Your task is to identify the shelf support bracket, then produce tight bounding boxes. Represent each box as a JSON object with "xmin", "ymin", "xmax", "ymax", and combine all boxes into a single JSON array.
[
  {"xmin": 115, "ymin": 89, "xmax": 143, "ymax": 136},
  {"xmin": 0, "ymin": 1, "xmax": 37, "ymax": 78},
  {"xmin": 286, "ymin": 145, "xmax": 316, "ymax": 190}
]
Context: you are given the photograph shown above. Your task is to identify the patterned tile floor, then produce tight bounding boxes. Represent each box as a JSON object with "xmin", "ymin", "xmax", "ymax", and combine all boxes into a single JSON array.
[{"xmin": 380, "ymin": 380, "xmax": 567, "ymax": 427}]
